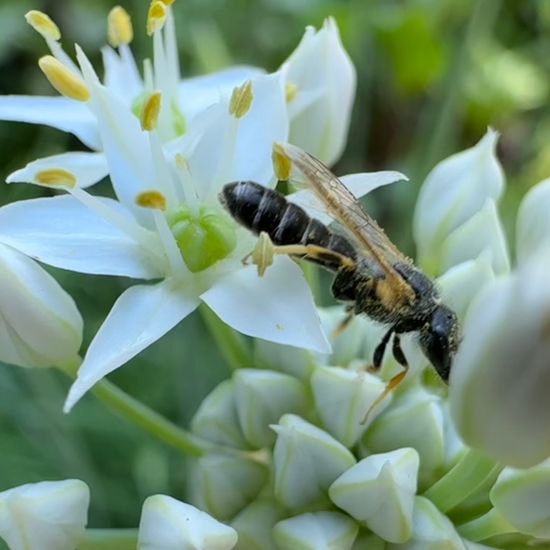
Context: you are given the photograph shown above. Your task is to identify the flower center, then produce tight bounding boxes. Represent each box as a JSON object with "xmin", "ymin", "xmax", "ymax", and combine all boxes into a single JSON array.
[{"xmin": 167, "ymin": 205, "xmax": 237, "ymax": 273}]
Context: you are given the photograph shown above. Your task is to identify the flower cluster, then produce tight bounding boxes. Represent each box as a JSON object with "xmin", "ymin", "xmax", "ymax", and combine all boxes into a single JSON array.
[{"xmin": 1, "ymin": 1, "xmax": 550, "ymax": 550}]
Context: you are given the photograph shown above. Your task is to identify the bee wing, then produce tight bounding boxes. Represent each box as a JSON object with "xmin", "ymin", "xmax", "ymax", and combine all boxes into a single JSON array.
[{"xmin": 278, "ymin": 143, "xmax": 415, "ymax": 303}]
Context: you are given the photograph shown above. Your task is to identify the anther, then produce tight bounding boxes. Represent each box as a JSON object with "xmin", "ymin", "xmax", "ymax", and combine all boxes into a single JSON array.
[
  {"xmin": 146, "ymin": 1, "xmax": 167, "ymax": 36},
  {"xmin": 107, "ymin": 6, "xmax": 133, "ymax": 47},
  {"xmin": 285, "ymin": 82, "xmax": 298, "ymax": 103},
  {"xmin": 272, "ymin": 146, "xmax": 292, "ymax": 182},
  {"xmin": 35, "ymin": 169, "xmax": 77, "ymax": 188},
  {"xmin": 38, "ymin": 56, "xmax": 90, "ymax": 102},
  {"xmin": 159, "ymin": 0, "xmax": 176, "ymax": 5},
  {"xmin": 25, "ymin": 10, "xmax": 61, "ymax": 41},
  {"xmin": 136, "ymin": 190, "xmax": 167, "ymax": 210},
  {"xmin": 140, "ymin": 91, "xmax": 162, "ymax": 131},
  {"xmin": 229, "ymin": 80, "xmax": 254, "ymax": 119}
]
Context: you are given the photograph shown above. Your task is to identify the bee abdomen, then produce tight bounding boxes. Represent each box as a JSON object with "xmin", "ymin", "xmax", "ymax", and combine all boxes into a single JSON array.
[{"xmin": 220, "ymin": 181, "xmax": 356, "ymax": 266}]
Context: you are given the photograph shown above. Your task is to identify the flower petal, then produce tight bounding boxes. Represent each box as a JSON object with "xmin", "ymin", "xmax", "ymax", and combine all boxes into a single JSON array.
[
  {"xmin": 288, "ymin": 171, "xmax": 408, "ymax": 224},
  {"xmin": 64, "ymin": 279, "xmax": 199, "ymax": 411},
  {"xmin": 0, "ymin": 96, "xmax": 100, "ymax": 150},
  {"xmin": 0, "ymin": 195, "xmax": 162, "ymax": 278},
  {"xmin": 6, "ymin": 151, "xmax": 108, "ymax": 189},
  {"xmin": 201, "ymin": 256, "xmax": 330, "ymax": 353},
  {"xmin": 101, "ymin": 45, "xmax": 142, "ymax": 103}
]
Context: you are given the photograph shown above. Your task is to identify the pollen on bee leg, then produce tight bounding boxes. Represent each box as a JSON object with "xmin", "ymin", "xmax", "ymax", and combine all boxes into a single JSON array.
[
  {"xmin": 25, "ymin": 10, "xmax": 61, "ymax": 41},
  {"xmin": 140, "ymin": 91, "xmax": 162, "ymax": 131},
  {"xmin": 136, "ymin": 190, "xmax": 167, "ymax": 210},
  {"xmin": 146, "ymin": 0, "xmax": 167, "ymax": 35},
  {"xmin": 243, "ymin": 232, "xmax": 275, "ymax": 277},
  {"xmin": 107, "ymin": 6, "xmax": 133, "ymax": 47},
  {"xmin": 35, "ymin": 168, "xmax": 77, "ymax": 189},
  {"xmin": 38, "ymin": 56, "xmax": 90, "ymax": 102}
]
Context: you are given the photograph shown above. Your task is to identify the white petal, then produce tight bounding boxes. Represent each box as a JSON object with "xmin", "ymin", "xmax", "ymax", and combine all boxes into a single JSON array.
[
  {"xmin": 0, "ymin": 96, "xmax": 100, "ymax": 150},
  {"xmin": 201, "ymin": 256, "xmax": 330, "ymax": 353},
  {"xmin": 64, "ymin": 279, "xmax": 199, "ymax": 411},
  {"xmin": 0, "ymin": 195, "xmax": 161, "ymax": 278},
  {"xmin": 7, "ymin": 151, "xmax": 108, "ymax": 189},
  {"xmin": 0, "ymin": 243, "xmax": 82, "ymax": 368},
  {"xmin": 179, "ymin": 65, "xmax": 264, "ymax": 123},
  {"xmin": 288, "ymin": 170, "xmax": 408, "ymax": 224},
  {"xmin": 102, "ymin": 45, "xmax": 142, "ymax": 102},
  {"xmin": 0, "ymin": 479, "xmax": 89, "ymax": 550}
]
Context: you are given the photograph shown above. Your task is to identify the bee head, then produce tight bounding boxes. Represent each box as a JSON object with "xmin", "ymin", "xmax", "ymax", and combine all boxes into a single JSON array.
[{"xmin": 420, "ymin": 304, "xmax": 460, "ymax": 383}]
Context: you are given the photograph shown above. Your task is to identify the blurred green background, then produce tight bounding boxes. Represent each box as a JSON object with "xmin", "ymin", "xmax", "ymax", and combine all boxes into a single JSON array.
[{"xmin": 0, "ymin": 0, "xmax": 549, "ymax": 531}]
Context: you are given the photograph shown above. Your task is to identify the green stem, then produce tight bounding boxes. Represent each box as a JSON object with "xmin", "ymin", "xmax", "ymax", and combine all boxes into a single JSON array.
[
  {"xmin": 423, "ymin": 448, "xmax": 502, "ymax": 513},
  {"xmin": 457, "ymin": 508, "xmax": 516, "ymax": 541},
  {"xmin": 79, "ymin": 529, "xmax": 138, "ymax": 550},
  {"xmin": 200, "ymin": 304, "xmax": 252, "ymax": 370}
]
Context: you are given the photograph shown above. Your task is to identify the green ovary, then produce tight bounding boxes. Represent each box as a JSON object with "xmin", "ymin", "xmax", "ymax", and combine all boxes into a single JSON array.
[{"xmin": 169, "ymin": 206, "xmax": 237, "ymax": 273}]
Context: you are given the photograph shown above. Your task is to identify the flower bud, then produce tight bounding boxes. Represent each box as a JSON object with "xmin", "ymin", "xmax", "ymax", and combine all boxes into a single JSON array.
[
  {"xmin": 188, "ymin": 454, "xmax": 268, "ymax": 520},
  {"xmin": 329, "ymin": 448, "xmax": 419, "ymax": 543},
  {"xmin": 273, "ymin": 511, "xmax": 358, "ymax": 550},
  {"xmin": 0, "ymin": 242, "xmax": 82, "ymax": 368},
  {"xmin": 231, "ymin": 497, "xmax": 286, "ymax": 550},
  {"xmin": 450, "ymin": 249, "xmax": 550, "ymax": 467},
  {"xmin": 234, "ymin": 369, "xmax": 311, "ymax": 448},
  {"xmin": 385, "ymin": 496, "xmax": 464, "ymax": 550},
  {"xmin": 363, "ymin": 386, "xmax": 445, "ymax": 488},
  {"xmin": 0, "ymin": 480, "xmax": 89, "ymax": 550},
  {"xmin": 254, "ymin": 339, "xmax": 315, "ymax": 381},
  {"xmin": 271, "ymin": 414, "xmax": 356, "ymax": 510},
  {"xmin": 190, "ymin": 380, "xmax": 248, "ymax": 449},
  {"xmin": 413, "ymin": 129, "xmax": 504, "ymax": 275},
  {"xmin": 138, "ymin": 495, "xmax": 238, "ymax": 549},
  {"xmin": 311, "ymin": 366, "xmax": 391, "ymax": 447},
  {"xmin": 352, "ymin": 532, "xmax": 386, "ymax": 549},
  {"xmin": 281, "ymin": 18, "xmax": 356, "ymax": 166},
  {"xmin": 516, "ymin": 177, "xmax": 550, "ymax": 263},
  {"xmin": 489, "ymin": 458, "xmax": 550, "ymax": 538}
]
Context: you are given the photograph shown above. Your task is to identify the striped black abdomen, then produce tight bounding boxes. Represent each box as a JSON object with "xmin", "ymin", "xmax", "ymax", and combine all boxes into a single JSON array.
[{"xmin": 220, "ymin": 181, "xmax": 357, "ymax": 270}]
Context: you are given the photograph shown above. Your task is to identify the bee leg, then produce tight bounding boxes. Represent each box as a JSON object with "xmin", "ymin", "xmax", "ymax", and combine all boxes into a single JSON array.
[
  {"xmin": 367, "ymin": 327, "xmax": 394, "ymax": 373},
  {"xmin": 332, "ymin": 305, "xmax": 355, "ymax": 338},
  {"xmin": 392, "ymin": 334, "xmax": 408, "ymax": 367}
]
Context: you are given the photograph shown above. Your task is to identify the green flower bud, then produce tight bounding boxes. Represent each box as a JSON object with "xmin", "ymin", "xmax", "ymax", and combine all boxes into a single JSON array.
[
  {"xmin": 351, "ymin": 532, "xmax": 386, "ymax": 550},
  {"xmin": 234, "ymin": 369, "xmax": 311, "ymax": 448},
  {"xmin": 363, "ymin": 387, "xmax": 445, "ymax": 488},
  {"xmin": 254, "ymin": 339, "xmax": 315, "ymax": 381},
  {"xmin": 386, "ymin": 496, "xmax": 464, "ymax": 550},
  {"xmin": 0, "ymin": 480, "xmax": 89, "ymax": 550},
  {"xmin": 271, "ymin": 414, "xmax": 356, "ymax": 510},
  {"xmin": 329, "ymin": 448, "xmax": 419, "ymax": 543},
  {"xmin": 311, "ymin": 366, "xmax": 391, "ymax": 447},
  {"xmin": 231, "ymin": 497, "xmax": 286, "ymax": 550},
  {"xmin": 188, "ymin": 454, "xmax": 268, "ymax": 521},
  {"xmin": 138, "ymin": 495, "xmax": 238, "ymax": 550},
  {"xmin": 273, "ymin": 511, "xmax": 358, "ymax": 550},
  {"xmin": 190, "ymin": 380, "xmax": 248, "ymax": 449},
  {"xmin": 490, "ymin": 459, "xmax": 550, "ymax": 538}
]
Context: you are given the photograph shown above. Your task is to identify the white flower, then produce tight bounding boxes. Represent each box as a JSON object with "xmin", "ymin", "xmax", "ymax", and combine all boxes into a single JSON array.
[
  {"xmin": 0, "ymin": 479, "xmax": 89, "ymax": 550},
  {"xmin": 413, "ymin": 129, "xmax": 505, "ymax": 275},
  {"xmin": 281, "ymin": 17, "xmax": 356, "ymax": 165},
  {"xmin": 138, "ymin": 495, "xmax": 238, "ymax": 550},
  {"xmin": 0, "ymin": 240, "xmax": 82, "ymax": 369},
  {"xmin": 450, "ymin": 248, "xmax": 550, "ymax": 467}
]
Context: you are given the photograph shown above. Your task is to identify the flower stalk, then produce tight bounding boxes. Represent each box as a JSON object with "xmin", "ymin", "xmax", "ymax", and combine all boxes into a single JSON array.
[{"xmin": 79, "ymin": 529, "xmax": 138, "ymax": 550}]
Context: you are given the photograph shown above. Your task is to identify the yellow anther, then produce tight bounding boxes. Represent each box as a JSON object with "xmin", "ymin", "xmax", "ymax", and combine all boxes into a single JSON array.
[
  {"xmin": 38, "ymin": 56, "xmax": 90, "ymax": 102},
  {"xmin": 25, "ymin": 10, "xmax": 61, "ymax": 41},
  {"xmin": 272, "ymin": 146, "xmax": 292, "ymax": 181},
  {"xmin": 136, "ymin": 190, "xmax": 167, "ymax": 210},
  {"xmin": 107, "ymin": 6, "xmax": 133, "ymax": 47},
  {"xmin": 229, "ymin": 80, "xmax": 253, "ymax": 119},
  {"xmin": 175, "ymin": 153, "xmax": 190, "ymax": 172},
  {"xmin": 146, "ymin": 1, "xmax": 167, "ymax": 36},
  {"xmin": 140, "ymin": 91, "xmax": 162, "ymax": 131},
  {"xmin": 285, "ymin": 82, "xmax": 298, "ymax": 103},
  {"xmin": 160, "ymin": 0, "xmax": 176, "ymax": 5},
  {"xmin": 35, "ymin": 169, "xmax": 76, "ymax": 188}
]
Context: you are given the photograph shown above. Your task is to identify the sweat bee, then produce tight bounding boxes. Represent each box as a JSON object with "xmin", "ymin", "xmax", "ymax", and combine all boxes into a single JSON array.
[{"xmin": 220, "ymin": 143, "xmax": 460, "ymax": 389}]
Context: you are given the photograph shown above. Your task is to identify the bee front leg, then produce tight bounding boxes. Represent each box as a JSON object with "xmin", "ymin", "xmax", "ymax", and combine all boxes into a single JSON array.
[
  {"xmin": 392, "ymin": 334, "xmax": 408, "ymax": 367},
  {"xmin": 367, "ymin": 327, "xmax": 394, "ymax": 373}
]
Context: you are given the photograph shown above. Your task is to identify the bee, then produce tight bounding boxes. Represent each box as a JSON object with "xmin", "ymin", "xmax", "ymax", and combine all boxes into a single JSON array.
[{"xmin": 219, "ymin": 143, "xmax": 460, "ymax": 389}]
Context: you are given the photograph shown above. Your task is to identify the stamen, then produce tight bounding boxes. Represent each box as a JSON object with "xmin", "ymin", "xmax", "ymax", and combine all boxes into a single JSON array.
[
  {"xmin": 136, "ymin": 190, "xmax": 167, "ymax": 210},
  {"xmin": 147, "ymin": 1, "xmax": 167, "ymax": 36},
  {"xmin": 160, "ymin": 0, "xmax": 176, "ymax": 5},
  {"xmin": 272, "ymin": 146, "xmax": 292, "ymax": 181},
  {"xmin": 175, "ymin": 153, "xmax": 199, "ymax": 211},
  {"xmin": 140, "ymin": 91, "xmax": 162, "ymax": 131},
  {"xmin": 285, "ymin": 82, "xmax": 298, "ymax": 103},
  {"xmin": 229, "ymin": 80, "xmax": 254, "ymax": 119},
  {"xmin": 35, "ymin": 168, "xmax": 76, "ymax": 188},
  {"xmin": 25, "ymin": 10, "xmax": 61, "ymax": 41},
  {"xmin": 107, "ymin": 6, "xmax": 133, "ymax": 48},
  {"xmin": 38, "ymin": 55, "xmax": 90, "ymax": 102}
]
